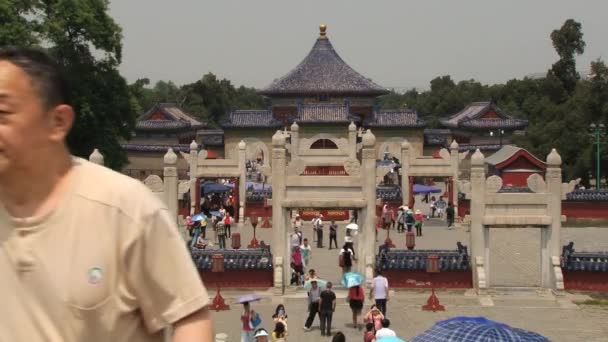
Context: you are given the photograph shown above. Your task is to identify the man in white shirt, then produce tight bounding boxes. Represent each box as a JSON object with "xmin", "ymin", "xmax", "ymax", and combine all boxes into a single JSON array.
[
  {"xmin": 375, "ymin": 319, "xmax": 397, "ymax": 339},
  {"xmin": 370, "ymin": 269, "xmax": 389, "ymax": 316}
]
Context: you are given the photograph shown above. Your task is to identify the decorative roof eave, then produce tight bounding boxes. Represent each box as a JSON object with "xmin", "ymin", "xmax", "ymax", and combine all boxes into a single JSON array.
[
  {"xmin": 121, "ymin": 143, "xmax": 192, "ymax": 153},
  {"xmin": 440, "ymin": 118, "xmax": 528, "ymax": 130},
  {"xmin": 257, "ymin": 89, "xmax": 390, "ymax": 97},
  {"xmin": 566, "ymin": 190, "xmax": 608, "ymax": 201},
  {"xmin": 135, "ymin": 120, "xmax": 195, "ymax": 132},
  {"xmin": 366, "ymin": 120, "xmax": 426, "ymax": 128},
  {"xmin": 219, "ymin": 121, "xmax": 284, "ymax": 129},
  {"xmin": 458, "ymin": 144, "xmax": 503, "ymax": 152}
]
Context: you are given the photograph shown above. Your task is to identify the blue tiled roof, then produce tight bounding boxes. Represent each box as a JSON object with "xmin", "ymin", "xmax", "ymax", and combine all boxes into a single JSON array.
[
  {"xmin": 377, "ymin": 185, "xmax": 402, "ymax": 201},
  {"xmin": 376, "ymin": 243, "xmax": 470, "ymax": 271},
  {"xmin": 561, "ymin": 242, "xmax": 608, "ymax": 272},
  {"xmin": 220, "ymin": 110, "xmax": 283, "ymax": 129},
  {"xmin": 566, "ymin": 190, "xmax": 608, "ymax": 201},
  {"xmin": 365, "ymin": 109, "xmax": 426, "ymax": 128},
  {"xmin": 294, "ymin": 103, "xmax": 356, "ymax": 123},
  {"xmin": 440, "ymin": 101, "xmax": 528, "ymax": 131},
  {"xmin": 258, "ymin": 35, "xmax": 388, "ymax": 97},
  {"xmin": 136, "ymin": 103, "xmax": 205, "ymax": 132},
  {"xmin": 458, "ymin": 144, "xmax": 503, "ymax": 152}
]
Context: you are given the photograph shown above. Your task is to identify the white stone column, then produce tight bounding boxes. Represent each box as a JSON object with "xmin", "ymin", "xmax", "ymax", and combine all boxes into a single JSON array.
[
  {"xmin": 238, "ymin": 140, "xmax": 247, "ymax": 226},
  {"xmin": 290, "ymin": 122, "xmax": 299, "ymax": 159},
  {"xmin": 189, "ymin": 141, "xmax": 198, "ymax": 215},
  {"xmin": 469, "ymin": 149, "xmax": 486, "ymax": 289},
  {"xmin": 360, "ymin": 130, "xmax": 377, "ymax": 280},
  {"xmin": 545, "ymin": 149, "xmax": 563, "ymax": 289},
  {"xmin": 450, "ymin": 140, "xmax": 460, "ymax": 215},
  {"xmin": 163, "ymin": 148, "xmax": 179, "ymax": 223},
  {"xmin": 271, "ymin": 131, "xmax": 287, "ymax": 293},
  {"xmin": 400, "ymin": 140, "xmax": 411, "ymax": 206},
  {"xmin": 89, "ymin": 149, "xmax": 104, "ymax": 165},
  {"xmin": 348, "ymin": 121, "xmax": 357, "ymax": 159}
]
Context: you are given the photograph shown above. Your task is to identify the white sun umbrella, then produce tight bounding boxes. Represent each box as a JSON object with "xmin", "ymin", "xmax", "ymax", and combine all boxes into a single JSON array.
[{"xmin": 346, "ymin": 223, "xmax": 359, "ymax": 231}]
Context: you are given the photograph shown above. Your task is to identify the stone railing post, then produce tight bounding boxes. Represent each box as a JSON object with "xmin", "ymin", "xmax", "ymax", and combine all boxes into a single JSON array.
[
  {"xmin": 163, "ymin": 148, "xmax": 178, "ymax": 224},
  {"xmin": 290, "ymin": 122, "xmax": 299, "ymax": 159},
  {"xmin": 400, "ymin": 140, "xmax": 411, "ymax": 206},
  {"xmin": 89, "ymin": 148, "xmax": 104, "ymax": 165},
  {"xmin": 546, "ymin": 148, "xmax": 563, "ymax": 290},
  {"xmin": 361, "ymin": 130, "xmax": 377, "ymax": 281},
  {"xmin": 348, "ymin": 121, "xmax": 357, "ymax": 159},
  {"xmin": 450, "ymin": 140, "xmax": 460, "ymax": 213},
  {"xmin": 469, "ymin": 149, "xmax": 486, "ymax": 289},
  {"xmin": 238, "ymin": 140, "xmax": 247, "ymax": 226},
  {"xmin": 271, "ymin": 131, "xmax": 287, "ymax": 293},
  {"xmin": 189, "ymin": 141, "xmax": 198, "ymax": 215}
]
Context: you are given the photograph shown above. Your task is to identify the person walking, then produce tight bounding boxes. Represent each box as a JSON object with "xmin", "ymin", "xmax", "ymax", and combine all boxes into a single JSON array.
[
  {"xmin": 242, "ymin": 302, "xmax": 261, "ymax": 342},
  {"xmin": 293, "ymin": 214, "xmax": 303, "ymax": 242},
  {"xmin": 300, "ymin": 238, "xmax": 312, "ymax": 268},
  {"xmin": 290, "ymin": 227, "xmax": 301, "ymax": 253},
  {"xmin": 405, "ymin": 209, "xmax": 415, "ymax": 232},
  {"xmin": 311, "ymin": 214, "xmax": 319, "ymax": 243},
  {"xmin": 291, "ymin": 247, "xmax": 304, "ymax": 285},
  {"xmin": 339, "ymin": 243, "xmax": 356, "ymax": 274},
  {"xmin": 0, "ymin": 47, "xmax": 211, "ymax": 341},
  {"xmin": 216, "ymin": 221, "xmax": 227, "ymax": 249},
  {"xmin": 370, "ymin": 269, "xmax": 389, "ymax": 316},
  {"xmin": 319, "ymin": 282, "xmax": 337, "ymax": 337},
  {"xmin": 446, "ymin": 202, "xmax": 455, "ymax": 229},
  {"xmin": 363, "ymin": 305, "xmax": 384, "ymax": 334},
  {"xmin": 414, "ymin": 209, "xmax": 425, "ymax": 237},
  {"xmin": 429, "ymin": 196, "xmax": 437, "ymax": 218},
  {"xmin": 329, "ymin": 219, "xmax": 338, "ymax": 249},
  {"xmin": 303, "ymin": 280, "xmax": 322, "ymax": 331},
  {"xmin": 271, "ymin": 322, "xmax": 287, "ymax": 342},
  {"xmin": 190, "ymin": 220, "xmax": 201, "ymax": 248},
  {"xmin": 224, "ymin": 213, "xmax": 232, "ymax": 238},
  {"xmin": 201, "ymin": 214, "xmax": 208, "ymax": 239},
  {"xmin": 347, "ymin": 284, "xmax": 365, "ymax": 329},
  {"xmin": 436, "ymin": 196, "xmax": 447, "ymax": 218},
  {"xmin": 315, "ymin": 214, "xmax": 324, "ymax": 248},
  {"xmin": 396, "ymin": 207, "xmax": 405, "ymax": 233}
]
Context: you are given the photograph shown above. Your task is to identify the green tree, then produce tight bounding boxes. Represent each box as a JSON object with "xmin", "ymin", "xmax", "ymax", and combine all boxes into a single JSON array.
[
  {"xmin": 548, "ymin": 19, "xmax": 586, "ymax": 96},
  {"xmin": 0, "ymin": 0, "xmax": 137, "ymax": 170}
]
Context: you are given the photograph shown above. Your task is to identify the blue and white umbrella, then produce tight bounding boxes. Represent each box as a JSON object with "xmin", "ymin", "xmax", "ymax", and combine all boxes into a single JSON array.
[
  {"xmin": 341, "ymin": 272, "xmax": 365, "ymax": 288},
  {"xmin": 411, "ymin": 316, "xmax": 549, "ymax": 342},
  {"xmin": 191, "ymin": 213, "xmax": 206, "ymax": 222}
]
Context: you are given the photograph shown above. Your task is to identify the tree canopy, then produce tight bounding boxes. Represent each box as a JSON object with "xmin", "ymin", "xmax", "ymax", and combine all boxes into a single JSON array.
[{"xmin": 0, "ymin": 0, "xmax": 136, "ymax": 170}]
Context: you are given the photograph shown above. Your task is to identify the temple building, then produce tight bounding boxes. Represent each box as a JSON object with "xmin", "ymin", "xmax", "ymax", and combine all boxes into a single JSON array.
[
  {"xmin": 221, "ymin": 24, "xmax": 426, "ymax": 167},
  {"xmin": 121, "ymin": 103, "xmax": 205, "ymax": 179},
  {"xmin": 438, "ymin": 101, "xmax": 528, "ymax": 152}
]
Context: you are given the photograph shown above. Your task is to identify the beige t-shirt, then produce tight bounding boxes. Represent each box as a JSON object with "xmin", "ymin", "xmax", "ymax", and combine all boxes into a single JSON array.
[{"xmin": 0, "ymin": 158, "xmax": 209, "ymax": 341}]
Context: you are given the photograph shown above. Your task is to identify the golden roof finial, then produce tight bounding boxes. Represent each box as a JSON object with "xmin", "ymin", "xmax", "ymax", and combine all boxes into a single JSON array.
[{"xmin": 319, "ymin": 24, "xmax": 327, "ymax": 38}]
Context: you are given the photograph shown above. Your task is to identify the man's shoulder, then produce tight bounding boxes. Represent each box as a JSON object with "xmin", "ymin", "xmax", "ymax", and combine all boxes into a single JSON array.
[{"xmin": 72, "ymin": 158, "xmax": 168, "ymax": 217}]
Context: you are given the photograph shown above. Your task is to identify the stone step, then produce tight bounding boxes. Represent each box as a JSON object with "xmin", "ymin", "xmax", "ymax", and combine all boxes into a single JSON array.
[{"xmin": 487, "ymin": 287, "xmax": 554, "ymax": 297}]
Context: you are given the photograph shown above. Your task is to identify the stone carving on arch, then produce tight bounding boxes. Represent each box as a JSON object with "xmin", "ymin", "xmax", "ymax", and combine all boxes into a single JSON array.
[
  {"xmin": 527, "ymin": 173, "xmax": 547, "ymax": 193},
  {"xmin": 143, "ymin": 175, "xmax": 164, "ymax": 192},
  {"xmin": 377, "ymin": 137, "xmax": 406, "ymax": 161},
  {"xmin": 239, "ymin": 138, "xmax": 270, "ymax": 166},
  {"xmin": 485, "ymin": 175, "xmax": 503, "ymax": 193},
  {"xmin": 300, "ymin": 133, "xmax": 349, "ymax": 156}
]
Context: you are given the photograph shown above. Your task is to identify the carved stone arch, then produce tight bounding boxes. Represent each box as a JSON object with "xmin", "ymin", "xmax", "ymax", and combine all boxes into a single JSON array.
[
  {"xmin": 377, "ymin": 137, "xmax": 406, "ymax": 161},
  {"xmin": 302, "ymin": 133, "xmax": 349, "ymax": 154},
  {"xmin": 238, "ymin": 138, "xmax": 271, "ymax": 166}
]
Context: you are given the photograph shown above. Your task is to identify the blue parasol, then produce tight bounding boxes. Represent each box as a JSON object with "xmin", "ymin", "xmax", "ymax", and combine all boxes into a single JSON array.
[
  {"xmin": 235, "ymin": 293, "xmax": 262, "ymax": 304},
  {"xmin": 413, "ymin": 184, "xmax": 442, "ymax": 194},
  {"xmin": 209, "ymin": 211, "xmax": 223, "ymax": 218},
  {"xmin": 191, "ymin": 213, "xmax": 206, "ymax": 222},
  {"xmin": 341, "ymin": 272, "xmax": 365, "ymax": 288},
  {"xmin": 303, "ymin": 279, "xmax": 327, "ymax": 290},
  {"xmin": 375, "ymin": 337, "xmax": 405, "ymax": 342},
  {"xmin": 200, "ymin": 181, "xmax": 232, "ymax": 196},
  {"xmin": 411, "ymin": 316, "xmax": 549, "ymax": 342}
]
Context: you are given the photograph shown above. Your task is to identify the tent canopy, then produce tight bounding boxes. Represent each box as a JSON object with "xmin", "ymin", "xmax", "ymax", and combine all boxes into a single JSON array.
[
  {"xmin": 413, "ymin": 184, "xmax": 442, "ymax": 194},
  {"xmin": 200, "ymin": 181, "xmax": 232, "ymax": 196}
]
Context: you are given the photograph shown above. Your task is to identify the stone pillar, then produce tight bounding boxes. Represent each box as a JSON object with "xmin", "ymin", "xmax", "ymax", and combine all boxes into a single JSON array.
[
  {"xmin": 238, "ymin": 140, "xmax": 247, "ymax": 226},
  {"xmin": 189, "ymin": 140, "xmax": 198, "ymax": 215},
  {"xmin": 360, "ymin": 130, "xmax": 377, "ymax": 280},
  {"xmin": 545, "ymin": 149, "xmax": 563, "ymax": 289},
  {"xmin": 290, "ymin": 122, "xmax": 299, "ymax": 159},
  {"xmin": 348, "ymin": 121, "xmax": 357, "ymax": 159},
  {"xmin": 400, "ymin": 140, "xmax": 411, "ymax": 206},
  {"xmin": 450, "ymin": 140, "xmax": 460, "ymax": 213},
  {"xmin": 89, "ymin": 149, "xmax": 104, "ymax": 165},
  {"xmin": 469, "ymin": 149, "xmax": 486, "ymax": 289},
  {"xmin": 271, "ymin": 131, "xmax": 287, "ymax": 293},
  {"xmin": 163, "ymin": 148, "xmax": 179, "ymax": 223}
]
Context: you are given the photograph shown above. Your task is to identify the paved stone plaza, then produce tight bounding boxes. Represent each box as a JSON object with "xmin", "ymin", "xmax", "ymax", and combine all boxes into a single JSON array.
[{"xmin": 197, "ymin": 219, "xmax": 608, "ymax": 341}]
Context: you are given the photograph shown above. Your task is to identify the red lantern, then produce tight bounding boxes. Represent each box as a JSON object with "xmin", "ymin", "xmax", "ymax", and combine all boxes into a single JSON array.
[
  {"xmin": 212, "ymin": 254, "xmax": 224, "ymax": 273},
  {"xmin": 426, "ymin": 255, "xmax": 439, "ymax": 273},
  {"xmin": 406, "ymin": 231, "xmax": 416, "ymax": 250}
]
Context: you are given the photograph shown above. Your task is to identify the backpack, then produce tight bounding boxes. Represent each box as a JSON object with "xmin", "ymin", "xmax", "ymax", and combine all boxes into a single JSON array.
[{"xmin": 342, "ymin": 249, "xmax": 353, "ymax": 267}]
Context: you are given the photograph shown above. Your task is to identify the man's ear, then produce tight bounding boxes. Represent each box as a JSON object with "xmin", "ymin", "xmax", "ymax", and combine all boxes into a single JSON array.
[{"xmin": 47, "ymin": 104, "xmax": 75, "ymax": 142}]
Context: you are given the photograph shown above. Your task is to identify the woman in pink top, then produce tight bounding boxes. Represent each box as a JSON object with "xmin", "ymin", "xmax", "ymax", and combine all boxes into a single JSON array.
[{"xmin": 241, "ymin": 302, "xmax": 256, "ymax": 341}]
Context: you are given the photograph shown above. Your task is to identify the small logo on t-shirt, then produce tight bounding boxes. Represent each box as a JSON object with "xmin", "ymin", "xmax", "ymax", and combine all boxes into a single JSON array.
[{"xmin": 88, "ymin": 267, "xmax": 103, "ymax": 285}]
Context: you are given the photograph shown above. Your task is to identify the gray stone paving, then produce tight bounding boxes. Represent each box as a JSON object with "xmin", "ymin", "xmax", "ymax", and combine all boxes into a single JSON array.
[{"xmin": 197, "ymin": 218, "xmax": 608, "ymax": 341}]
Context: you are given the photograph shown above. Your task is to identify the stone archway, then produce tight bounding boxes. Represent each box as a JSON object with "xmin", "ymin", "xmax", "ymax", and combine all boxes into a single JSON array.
[
  {"xmin": 242, "ymin": 138, "xmax": 270, "ymax": 167},
  {"xmin": 378, "ymin": 137, "xmax": 406, "ymax": 161},
  {"xmin": 300, "ymin": 133, "xmax": 349, "ymax": 155}
]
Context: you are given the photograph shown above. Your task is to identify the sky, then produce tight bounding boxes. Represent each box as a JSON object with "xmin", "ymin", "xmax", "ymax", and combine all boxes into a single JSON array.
[{"xmin": 108, "ymin": 0, "xmax": 608, "ymax": 91}]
